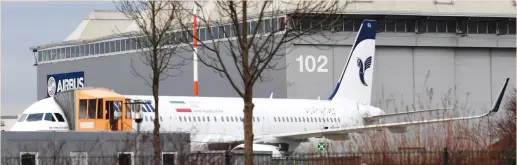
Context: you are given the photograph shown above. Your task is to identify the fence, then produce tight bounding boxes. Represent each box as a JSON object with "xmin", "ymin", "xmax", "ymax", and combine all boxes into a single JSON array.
[{"xmin": 2, "ymin": 149, "xmax": 515, "ymax": 165}]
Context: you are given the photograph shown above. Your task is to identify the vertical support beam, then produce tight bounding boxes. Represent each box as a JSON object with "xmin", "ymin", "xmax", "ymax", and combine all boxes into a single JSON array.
[{"xmin": 193, "ymin": 5, "xmax": 199, "ymax": 96}]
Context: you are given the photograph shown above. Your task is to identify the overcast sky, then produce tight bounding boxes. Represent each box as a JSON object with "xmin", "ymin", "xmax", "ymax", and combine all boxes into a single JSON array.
[{"xmin": 1, "ymin": 1, "xmax": 117, "ymax": 115}]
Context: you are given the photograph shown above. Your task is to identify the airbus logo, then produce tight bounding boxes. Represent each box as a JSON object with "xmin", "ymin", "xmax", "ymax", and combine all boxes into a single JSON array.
[
  {"xmin": 46, "ymin": 71, "xmax": 85, "ymax": 97},
  {"xmin": 47, "ymin": 77, "xmax": 57, "ymax": 97},
  {"xmin": 357, "ymin": 56, "xmax": 372, "ymax": 86}
]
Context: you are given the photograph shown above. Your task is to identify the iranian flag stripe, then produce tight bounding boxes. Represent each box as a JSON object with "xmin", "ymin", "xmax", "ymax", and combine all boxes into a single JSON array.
[{"xmin": 176, "ymin": 108, "xmax": 192, "ymax": 112}]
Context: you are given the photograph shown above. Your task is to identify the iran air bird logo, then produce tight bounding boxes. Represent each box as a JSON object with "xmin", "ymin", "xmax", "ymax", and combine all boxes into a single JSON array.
[{"xmin": 357, "ymin": 56, "xmax": 372, "ymax": 86}]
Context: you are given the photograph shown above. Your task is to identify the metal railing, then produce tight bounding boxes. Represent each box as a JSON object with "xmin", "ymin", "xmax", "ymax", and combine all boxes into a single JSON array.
[{"xmin": 2, "ymin": 149, "xmax": 515, "ymax": 165}]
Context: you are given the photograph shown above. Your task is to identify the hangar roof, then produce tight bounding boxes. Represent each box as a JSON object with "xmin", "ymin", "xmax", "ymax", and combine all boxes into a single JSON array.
[
  {"xmin": 30, "ymin": 0, "xmax": 516, "ymax": 50},
  {"xmin": 64, "ymin": 10, "xmax": 134, "ymax": 41}
]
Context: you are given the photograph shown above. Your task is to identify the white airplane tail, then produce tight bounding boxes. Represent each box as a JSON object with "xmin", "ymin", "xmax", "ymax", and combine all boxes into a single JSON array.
[{"xmin": 328, "ymin": 19, "xmax": 377, "ymax": 105}]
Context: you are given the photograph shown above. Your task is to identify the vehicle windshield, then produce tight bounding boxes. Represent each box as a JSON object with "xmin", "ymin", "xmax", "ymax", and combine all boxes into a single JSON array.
[
  {"xmin": 26, "ymin": 113, "xmax": 44, "ymax": 122},
  {"xmin": 54, "ymin": 113, "xmax": 65, "ymax": 122},
  {"xmin": 44, "ymin": 113, "xmax": 56, "ymax": 122},
  {"xmin": 18, "ymin": 114, "xmax": 27, "ymax": 122}
]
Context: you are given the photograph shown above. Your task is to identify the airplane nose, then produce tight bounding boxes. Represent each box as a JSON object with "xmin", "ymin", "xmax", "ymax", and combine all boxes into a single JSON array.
[{"xmin": 10, "ymin": 123, "xmax": 22, "ymax": 131}]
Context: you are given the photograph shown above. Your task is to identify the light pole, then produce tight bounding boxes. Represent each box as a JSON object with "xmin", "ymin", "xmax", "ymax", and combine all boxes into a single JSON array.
[{"xmin": 134, "ymin": 109, "xmax": 143, "ymax": 165}]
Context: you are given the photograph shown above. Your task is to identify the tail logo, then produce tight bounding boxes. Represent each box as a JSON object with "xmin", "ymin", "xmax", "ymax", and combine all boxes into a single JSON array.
[{"xmin": 357, "ymin": 56, "xmax": 372, "ymax": 86}]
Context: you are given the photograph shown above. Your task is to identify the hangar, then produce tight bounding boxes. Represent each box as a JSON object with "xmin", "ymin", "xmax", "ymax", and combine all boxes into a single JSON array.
[{"xmin": 29, "ymin": 1, "xmax": 516, "ymax": 117}]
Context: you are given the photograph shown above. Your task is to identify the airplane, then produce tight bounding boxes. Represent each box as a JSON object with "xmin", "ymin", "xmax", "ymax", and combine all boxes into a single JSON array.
[{"xmin": 10, "ymin": 19, "xmax": 510, "ymax": 156}]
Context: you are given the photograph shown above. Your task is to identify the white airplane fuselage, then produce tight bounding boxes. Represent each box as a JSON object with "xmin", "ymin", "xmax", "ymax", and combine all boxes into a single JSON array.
[{"xmin": 127, "ymin": 95, "xmax": 383, "ymax": 142}]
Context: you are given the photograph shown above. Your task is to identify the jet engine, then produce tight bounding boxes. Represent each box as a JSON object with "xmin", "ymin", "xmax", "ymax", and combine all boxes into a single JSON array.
[{"xmin": 231, "ymin": 144, "xmax": 283, "ymax": 157}]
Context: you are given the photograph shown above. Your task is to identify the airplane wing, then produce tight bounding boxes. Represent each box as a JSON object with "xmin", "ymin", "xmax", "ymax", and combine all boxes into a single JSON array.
[
  {"xmin": 363, "ymin": 108, "xmax": 451, "ymax": 123},
  {"xmin": 255, "ymin": 78, "xmax": 510, "ymax": 142}
]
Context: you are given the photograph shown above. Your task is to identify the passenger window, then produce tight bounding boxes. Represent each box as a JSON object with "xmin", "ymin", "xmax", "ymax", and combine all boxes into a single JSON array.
[
  {"xmin": 160, "ymin": 116, "xmax": 163, "ymax": 121},
  {"xmin": 214, "ymin": 116, "xmax": 217, "ymax": 122},
  {"xmin": 44, "ymin": 113, "xmax": 56, "ymax": 122},
  {"xmin": 26, "ymin": 113, "xmax": 44, "ymax": 122},
  {"xmin": 202, "ymin": 116, "xmax": 205, "ymax": 122},
  {"xmin": 226, "ymin": 116, "xmax": 229, "ymax": 121},
  {"xmin": 79, "ymin": 99, "xmax": 87, "ymax": 119},
  {"xmin": 257, "ymin": 117, "xmax": 260, "ymax": 122},
  {"xmin": 179, "ymin": 117, "xmax": 182, "ymax": 122},
  {"xmin": 197, "ymin": 116, "xmax": 201, "ymax": 122},
  {"xmin": 230, "ymin": 117, "xmax": 234, "ymax": 122},
  {"xmin": 54, "ymin": 113, "xmax": 65, "ymax": 122},
  {"xmin": 253, "ymin": 117, "xmax": 256, "ymax": 122},
  {"xmin": 207, "ymin": 116, "xmax": 210, "ymax": 122}
]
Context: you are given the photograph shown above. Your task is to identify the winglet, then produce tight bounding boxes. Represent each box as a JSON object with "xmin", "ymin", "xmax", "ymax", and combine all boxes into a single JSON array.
[{"xmin": 488, "ymin": 78, "xmax": 510, "ymax": 116}]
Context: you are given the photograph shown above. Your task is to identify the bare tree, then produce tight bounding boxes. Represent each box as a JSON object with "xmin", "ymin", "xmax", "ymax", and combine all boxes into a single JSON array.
[
  {"xmin": 115, "ymin": 1, "xmax": 186, "ymax": 165},
  {"xmin": 175, "ymin": 1, "xmax": 346, "ymax": 164}
]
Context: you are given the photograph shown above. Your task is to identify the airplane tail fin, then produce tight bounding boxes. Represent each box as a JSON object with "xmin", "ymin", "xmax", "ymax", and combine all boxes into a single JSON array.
[{"xmin": 328, "ymin": 19, "xmax": 377, "ymax": 105}]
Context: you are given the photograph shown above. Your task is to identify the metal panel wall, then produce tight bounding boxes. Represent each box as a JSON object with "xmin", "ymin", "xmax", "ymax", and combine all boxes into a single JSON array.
[
  {"xmin": 37, "ymin": 43, "xmax": 287, "ymax": 100},
  {"xmin": 454, "ymin": 48, "xmax": 492, "ymax": 116},
  {"xmin": 1, "ymin": 131, "xmax": 190, "ymax": 157},
  {"xmin": 412, "ymin": 47, "xmax": 456, "ymax": 110},
  {"xmin": 285, "ymin": 45, "xmax": 515, "ymax": 117},
  {"xmin": 370, "ymin": 47, "xmax": 414, "ymax": 112},
  {"xmin": 286, "ymin": 45, "xmax": 336, "ymax": 99}
]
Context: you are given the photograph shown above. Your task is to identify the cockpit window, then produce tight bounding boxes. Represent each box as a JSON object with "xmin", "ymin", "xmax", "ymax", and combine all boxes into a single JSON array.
[
  {"xmin": 44, "ymin": 113, "xmax": 56, "ymax": 122},
  {"xmin": 54, "ymin": 113, "xmax": 65, "ymax": 122},
  {"xmin": 26, "ymin": 113, "xmax": 44, "ymax": 122},
  {"xmin": 18, "ymin": 114, "xmax": 27, "ymax": 122}
]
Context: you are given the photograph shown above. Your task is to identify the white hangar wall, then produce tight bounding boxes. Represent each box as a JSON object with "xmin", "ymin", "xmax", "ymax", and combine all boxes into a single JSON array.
[{"xmin": 285, "ymin": 33, "xmax": 515, "ymax": 117}]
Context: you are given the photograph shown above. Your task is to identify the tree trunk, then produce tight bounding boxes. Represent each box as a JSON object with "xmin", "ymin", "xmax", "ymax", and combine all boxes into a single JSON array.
[
  {"xmin": 243, "ymin": 89, "xmax": 254, "ymax": 165},
  {"xmin": 153, "ymin": 74, "xmax": 161, "ymax": 165},
  {"xmin": 241, "ymin": 1, "xmax": 253, "ymax": 165},
  {"xmin": 149, "ymin": 2, "xmax": 161, "ymax": 165}
]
